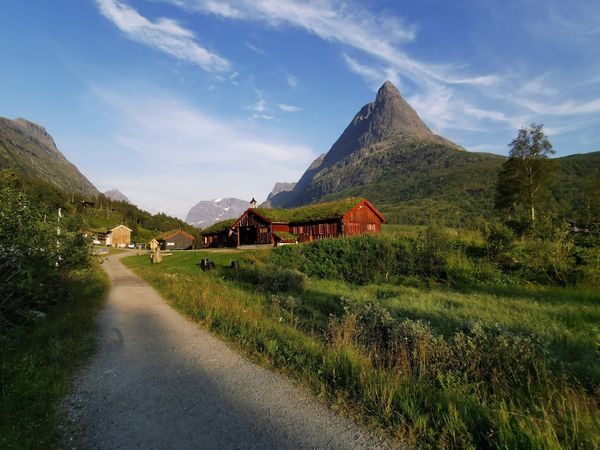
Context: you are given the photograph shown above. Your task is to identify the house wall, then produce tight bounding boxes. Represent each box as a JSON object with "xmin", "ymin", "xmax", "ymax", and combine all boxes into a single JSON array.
[
  {"xmin": 204, "ymin": 232, "xmax": 235, "ymax": 248},
  {"xmin": 159, "ymin": 231, "xmax": 194, "ymax": 250},
  {"xmin": 235, "ymin": 211, "xmax": 273, "ymax": 245},
  {"xmin": 289, "ymin": 220, "xmax": 341, "ymax": 243},
  {"xmin": 111, "ymin": 226, "xmax": 131, "ymax": 247},
  {"xmin": 342, "ymin": 203, "xmax": 382, "ymax": 235}
]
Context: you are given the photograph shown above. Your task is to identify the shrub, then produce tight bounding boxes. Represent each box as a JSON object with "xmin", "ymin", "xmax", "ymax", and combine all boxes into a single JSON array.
[
  {"xmin": 483, "ymin": 220, "xmax": 514, "ymax": 260},
  {"xmin": 225, "ymin": 265, "xmax": 306, "ymax": 293}
]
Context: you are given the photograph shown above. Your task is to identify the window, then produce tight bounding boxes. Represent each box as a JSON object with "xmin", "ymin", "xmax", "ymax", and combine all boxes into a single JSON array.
[{"xmin": 318, "ymin": 223, "xmax": 324, "ymax": 234}]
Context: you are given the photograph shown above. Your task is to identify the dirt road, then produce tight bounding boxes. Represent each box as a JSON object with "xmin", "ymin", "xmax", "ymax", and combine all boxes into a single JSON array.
[{"xmin": 62, "ymin": 252, "xmax": 391, "ymax": 449}]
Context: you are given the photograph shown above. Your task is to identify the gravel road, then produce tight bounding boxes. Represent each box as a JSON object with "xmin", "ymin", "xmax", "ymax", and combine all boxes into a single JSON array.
[{"xmin": 62, "ymin": 252, "xmax": 393, "ymax": 449}]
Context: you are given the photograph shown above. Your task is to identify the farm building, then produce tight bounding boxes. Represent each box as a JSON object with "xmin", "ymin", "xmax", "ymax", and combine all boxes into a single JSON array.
[
  {"xmin": 155, "ymin": 230, "xmax": 195, "ymax": 250},
  {"xmin": 202, "ymin": 219, "xmax": 237, "ymax": 248},
  {"xmin": 230, "ymin": 198, "xmax": 384, "ymax": 247},
  {"xmin": 82, "ymin": 227, "xmax": 111, "ymax": 245},
  {"xmin": 107, "ymin": 224, "xmax": 132, "ymax": 248}
]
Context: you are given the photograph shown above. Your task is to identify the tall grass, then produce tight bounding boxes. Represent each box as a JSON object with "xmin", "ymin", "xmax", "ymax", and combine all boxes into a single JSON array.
[
  {"xmin": 0, "ymin": 263, "xmax": 108, "ymax": 449},
  {"xmin": 124, "ymin": 252, "xmax": 600, "ymax": 449}
]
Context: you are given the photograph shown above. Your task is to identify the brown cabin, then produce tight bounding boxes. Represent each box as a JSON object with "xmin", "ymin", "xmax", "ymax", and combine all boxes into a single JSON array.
[
  {"xmin": 230, "ymin": 198, "xmax": 384, "ymax": 247},
  {"xmin": 107, "ymin": 224, "xmax": 132, "ymax": 248},
  {"xmin": 202, "ymin": 219, "xmax": 237, "ymax": 248},
  {"xmin": 155, "ymin": 230, "xmax": 195, "ymax": 250}
]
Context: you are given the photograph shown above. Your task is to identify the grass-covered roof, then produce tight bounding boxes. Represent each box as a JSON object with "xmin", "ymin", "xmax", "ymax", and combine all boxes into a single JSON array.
[
  {"xmin": 255, "ymin": 197, "xmax": 366, "ymax": 223},
  {"xmin": 201, "ymin": 219, "xmax": 237, "ymax": 236},
  {"xmin": 155, "ymin": 229, "xmax": 195, "ymax": 240},
  {"xmin": 273, "ymin": 231, "xmax": 298, "ymax": 241}
]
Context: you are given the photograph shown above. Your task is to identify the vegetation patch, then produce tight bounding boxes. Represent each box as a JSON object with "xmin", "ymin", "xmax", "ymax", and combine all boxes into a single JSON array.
[{"xmin": 123, "ymin": 250, "xmax": 600, "ymax": 449}]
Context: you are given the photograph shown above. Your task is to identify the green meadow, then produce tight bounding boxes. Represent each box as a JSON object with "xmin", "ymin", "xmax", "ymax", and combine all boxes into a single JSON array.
[{"xmin": 124, "ymin": 239, "xmax": 600, "ymax": 449}]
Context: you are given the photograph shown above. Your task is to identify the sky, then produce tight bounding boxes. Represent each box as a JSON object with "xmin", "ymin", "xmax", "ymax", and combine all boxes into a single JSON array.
[{"xmin": 1, "ymin": 1, "xmax": 599, "ymax": 219}]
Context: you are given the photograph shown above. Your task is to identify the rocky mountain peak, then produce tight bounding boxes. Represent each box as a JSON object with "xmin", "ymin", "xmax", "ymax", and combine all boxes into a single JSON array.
[
  {"xmin": 12, "ymin": 118, "xmax": 58, "ymax": 152},
  {"xmin": 314, "ymin": 80, "xmax": 434, "ymax": 171},
  {"xmin": 104, "ymin": 189, "xmax": 131, "ymax": 204}
]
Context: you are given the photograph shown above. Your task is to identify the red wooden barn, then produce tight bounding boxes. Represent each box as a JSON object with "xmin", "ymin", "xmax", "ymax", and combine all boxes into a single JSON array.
[
  {"xmin": 201, "ymin": 219, "xmax": 237, "ymax": 248},
  {"xmin": 229, "ymin": 198, "xmax": 384, "ymax": 247}
]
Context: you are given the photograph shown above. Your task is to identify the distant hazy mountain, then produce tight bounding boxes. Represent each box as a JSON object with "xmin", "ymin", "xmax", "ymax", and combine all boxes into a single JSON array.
[
  {"xmin": 261, "ymin": 182, "xmax": 296, "ymax": 207},
  {"xmin": 0, "ymin": 117, "xmax": 99, "ymax": 198},
  {"xmin": 104, "ymin": 189, "xmax": 130, "ymax": 203},
  {"xmin": 185, "ymin": 198, "xmax": 250, "ymax": 228}
]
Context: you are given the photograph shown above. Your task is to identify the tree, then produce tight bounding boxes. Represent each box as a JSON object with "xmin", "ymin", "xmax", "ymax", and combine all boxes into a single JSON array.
[{"xmin": 495, "ymin": 124, "xmax": 557, "ymax": 222}]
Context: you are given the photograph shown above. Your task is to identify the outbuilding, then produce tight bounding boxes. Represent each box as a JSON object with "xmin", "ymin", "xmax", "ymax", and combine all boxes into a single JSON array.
[
  {"xmin": 155, "ymin": 229, "xmax": 195, "ymax": 250},
  {"xmin": 202, "ymin": 219, "xmax": 237, "ymax": 248}
]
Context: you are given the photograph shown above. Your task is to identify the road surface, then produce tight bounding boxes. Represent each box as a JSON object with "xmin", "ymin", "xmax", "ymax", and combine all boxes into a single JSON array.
[{"xmin": 62, "ymin": 252, "xmax": 392, "ymax": 449}]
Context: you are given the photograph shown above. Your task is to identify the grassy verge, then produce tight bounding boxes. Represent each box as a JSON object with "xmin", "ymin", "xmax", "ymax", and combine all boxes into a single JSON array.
[
  {"xmin": 123, "ymin": 251, "xmax": 600, "ymax": 449},
  {"xmin": 0, "ymin": 262, "xmax": 109, "ymax": 449}
]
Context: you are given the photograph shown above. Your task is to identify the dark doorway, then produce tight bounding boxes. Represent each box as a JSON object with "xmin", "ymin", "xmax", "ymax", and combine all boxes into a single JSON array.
[{"xmin": 239, "ymin": 226, "xmax": 257, "ymax": 245}]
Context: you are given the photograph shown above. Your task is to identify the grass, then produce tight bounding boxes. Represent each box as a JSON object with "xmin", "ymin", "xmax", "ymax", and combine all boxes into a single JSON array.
[
  {"xmin": 123, "ymin": 250, "xmax": 600, "ymax": 449},
  {"xmin": 0, "ymin": 262, "xmax": 109, "ymax": 449}
]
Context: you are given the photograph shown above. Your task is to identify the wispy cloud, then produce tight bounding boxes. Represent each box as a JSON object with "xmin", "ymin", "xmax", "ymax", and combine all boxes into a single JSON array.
[
  {"xmin": 287, "ymin": 75, "xmax": 298, "ymax": 89},
  {"xmin": 278, "ymin": 103, "xmax": 301, "ymax": 112},
  {"xmin": 165, "ymin": 0, "xmax": 494, "ymax": 88},
  {"xmin": 96, "ymin": 0, "xmax": 230, "ymax": 72},
  {"xmin": 244, "ymin": 41, "xmax": 267, "ymax": 56},
  {"xmin": 90, "ymin": 83, "xmax": 313, "ymax": 217}
]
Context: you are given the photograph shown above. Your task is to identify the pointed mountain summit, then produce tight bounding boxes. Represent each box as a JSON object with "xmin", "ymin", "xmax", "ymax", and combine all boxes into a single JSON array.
[
  {"xmin": 321, "ymin": 81, "xmax": 437, "ymax": 170},
  {"xmin": 269, "ymin": 81, "xmax": 468, "ymax": 209}
]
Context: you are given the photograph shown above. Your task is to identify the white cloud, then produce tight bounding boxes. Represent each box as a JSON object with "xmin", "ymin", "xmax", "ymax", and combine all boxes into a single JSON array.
[
  {"xmin": 278, "ymin": 103, "xmax": 301, "ymax": 112},
  {"xmin": 342, "ymin": 54, "xmax": 401, "ymax": 91},
  {"xmin": 245, "ymin": 41, "xmax": 267, "ymax": 55},
  {"xmin": 252, "ymin": 98, "xmax": 267, "ymax": 113},
  {"xmin": 165, "ymin": 0, "xmax": 494, "ymax": 88},
  {"xmin": 287, "ymin": 75, "xmax": 298, "ymax": 89},
  {"xmin": 90, "ymin": 83, "xmax": 313, "ymax": 217},
  {"xmin": 517, "ymin": 96, "xmax": 600, "ymax": 116},
  {"xmin": 97, "ymin": 0, "xmax": 229, "ymax": 72}
]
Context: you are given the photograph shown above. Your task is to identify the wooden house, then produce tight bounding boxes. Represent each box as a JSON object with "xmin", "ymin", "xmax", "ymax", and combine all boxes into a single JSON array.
[
  {"xmin": 230, "ymin": 198, "xmax": 384, "ymax": 247},
  {"xmin": 155, "ymin": 230, "xmax": 195, "ymax": 250},
  {"xmin": 107, "ymin": 224, "xmax": 132, "ymax": 248},
  {"xmin": 83, "ymin": 227, "xmax": 110, "ymax": 245},
  {"xmin": 202, "ymin": 219, "xmax": 237, "ymax": 248}
]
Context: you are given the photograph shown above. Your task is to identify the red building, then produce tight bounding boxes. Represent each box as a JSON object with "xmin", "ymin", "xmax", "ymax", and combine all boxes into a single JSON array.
[{"xmin": 229, "ymin": 198, "xmax": 384, "ymax": 247}]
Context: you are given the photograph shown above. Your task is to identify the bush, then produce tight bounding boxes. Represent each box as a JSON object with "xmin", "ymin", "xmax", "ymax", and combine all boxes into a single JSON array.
[
  {"xmin": 225, "ymin": 265, "xmax": 306, "ymax": 293},
  {"xmin": 483, "ymin": 220, "xmax": 514, "ymax": 260},
  {"xmin": 0, "ymin": 187, "xmax": 90, "ymax": 327}
]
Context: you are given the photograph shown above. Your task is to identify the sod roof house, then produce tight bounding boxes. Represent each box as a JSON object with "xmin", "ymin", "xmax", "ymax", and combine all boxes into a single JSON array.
[
  {"xmin": 155, "ymin": 229, "xmax": 195, "ymax": 250},
  {"xmin": 201, "ymin": 219, "xmax": 237, "ymax": 248},
  {"xmin": 230, "ymin": 198, "xmax": 384, "ymax": 247}
]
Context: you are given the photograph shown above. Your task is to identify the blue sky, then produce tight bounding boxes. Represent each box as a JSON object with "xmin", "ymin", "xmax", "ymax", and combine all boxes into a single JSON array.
[{"xmin": 1, "ymin": 0, "xmax": 599, "ymax": 218}]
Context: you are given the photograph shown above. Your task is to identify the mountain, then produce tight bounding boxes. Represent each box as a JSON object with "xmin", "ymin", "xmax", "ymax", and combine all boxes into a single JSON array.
[
  {"xmin": 261, "ymin": 182, "xmax": 296, "ymax": 207},
  {"xmin": 185, "ymin": 198, "xmax": 250, "ymax": 228},
  {"xmin": 104, "ymin": 189, "xmax": 131, "ymax": 203},
  {"xmin": 268, "ymin": 82, "xmax": 599, "ymax": 225},
  {"xmin": 0, "ymin": 117, "xmax": 99, "ymax": 198}
]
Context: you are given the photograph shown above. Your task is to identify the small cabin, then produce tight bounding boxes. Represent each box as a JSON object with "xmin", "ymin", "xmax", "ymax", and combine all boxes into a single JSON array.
[
  {"xmin": 202, "ymin": 219, "xmax": 237, "ymax": 248},
  {"xmin": 155, "ymin": 230, "xmax": 195, "ymax": 250},
  {"xmin": 230, "ymin": 198, "xmax": 384, "ymax": 247},
  {"xmin": 83, "ymin": 227, "xmax": 111, "ymax": 245},
  {"xmin": 149, "ymin": 239, "xmax": 159, "ymax": 252},
  {"xmin": 108, "ymin": 224, "xmax": 132, "ymax": 248}
]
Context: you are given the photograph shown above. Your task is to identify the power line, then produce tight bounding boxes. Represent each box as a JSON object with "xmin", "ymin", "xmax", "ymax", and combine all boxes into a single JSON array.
[{"xmin": 0, "ymin": 131, "xmax": 32, "ymax": 179}]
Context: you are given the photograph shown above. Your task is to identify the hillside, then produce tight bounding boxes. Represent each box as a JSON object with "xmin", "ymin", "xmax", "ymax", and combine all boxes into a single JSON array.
[
  {"xmin": 269, "ymin": 82, "xmax": 600, "ymax": 225},
  {"xmin": 0, "ymin": 117, "xmax": 99, "ymax": 198}
]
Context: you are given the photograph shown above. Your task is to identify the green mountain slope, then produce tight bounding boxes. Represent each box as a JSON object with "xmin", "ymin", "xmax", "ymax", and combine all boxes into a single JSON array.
[
  {"xmin": 269, "ymin": 82, "xmax": 599, "ymax": 225},
  {"xmin": 0, "ymin": 117, "xmax": 98, "ymax": 198}
]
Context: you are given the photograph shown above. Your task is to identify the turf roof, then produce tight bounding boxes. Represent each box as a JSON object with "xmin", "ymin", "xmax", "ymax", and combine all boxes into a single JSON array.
[
  {"xmin": 254, "ymin": 197, "xmax": 366, "ymax": 223},
  {"xmin": 201, "ymin": 219, "xmax": 237, "ymax": 236},
  {"xmin": 155, "ymin": 229, "xmax": 195, "ymax": 240},
  {"xmin": 273, "ymin": 231, "xmax": 298, "ymax": 241}
]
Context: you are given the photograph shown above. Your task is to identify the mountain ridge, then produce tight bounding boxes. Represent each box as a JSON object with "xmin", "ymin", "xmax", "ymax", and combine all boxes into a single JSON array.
[
  {"xmin": 0, "ymin": 117, "xmax": 99, "ymax": 198},
  {"xmin": 185, "ymin": 198, "xmax": 250, "ymax": 228}
]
